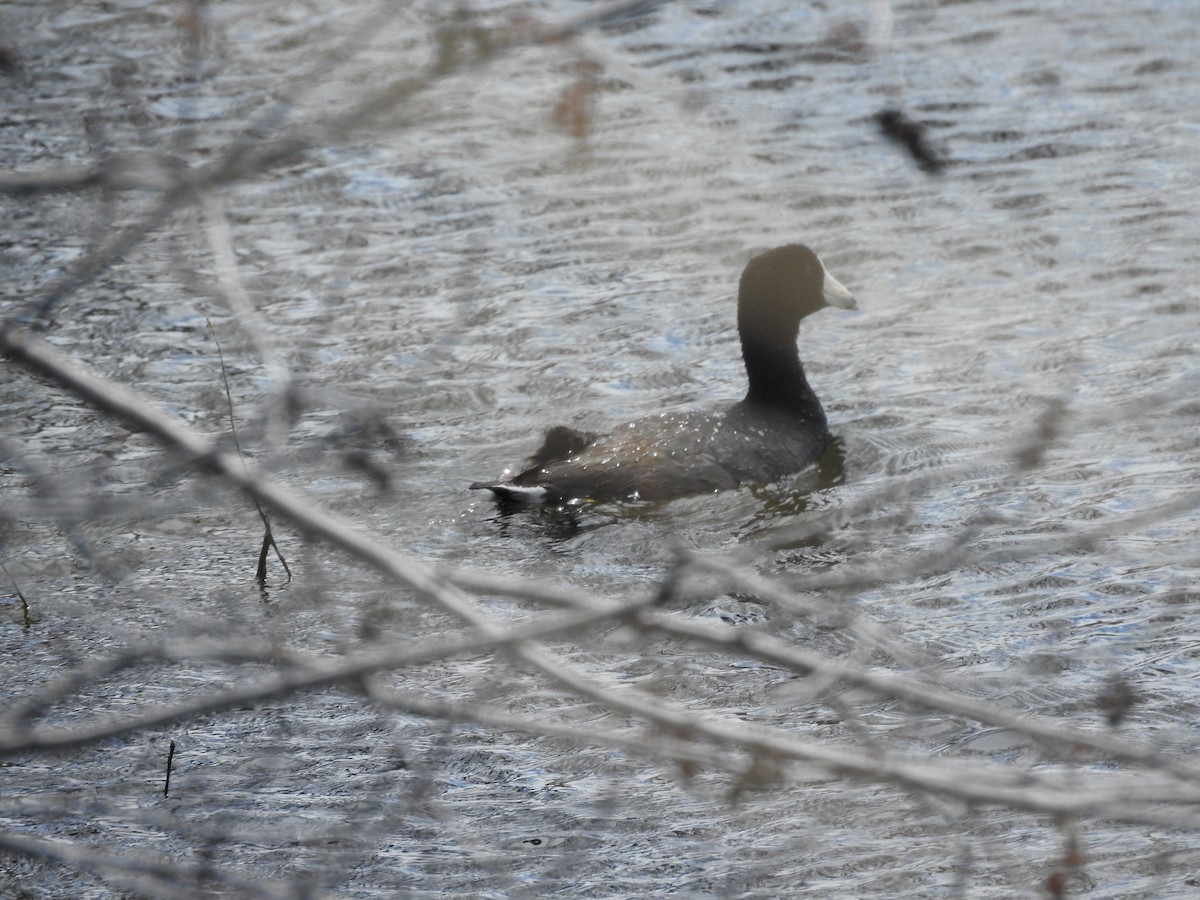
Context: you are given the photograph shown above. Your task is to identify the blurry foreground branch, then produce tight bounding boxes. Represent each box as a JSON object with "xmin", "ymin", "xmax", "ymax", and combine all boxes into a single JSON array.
[{"xmin": 4, "ymin": 324, "xmax": 1200, "ymax": 834}]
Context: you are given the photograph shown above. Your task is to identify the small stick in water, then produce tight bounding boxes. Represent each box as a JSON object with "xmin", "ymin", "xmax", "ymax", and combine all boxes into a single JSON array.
[
  {"xmin": 876, "ymin": 106, "xmax": 946, "ymax": 174},
  {"xmin": 164, "ymin": 740, "xmax": 176, "ymax": 797}
]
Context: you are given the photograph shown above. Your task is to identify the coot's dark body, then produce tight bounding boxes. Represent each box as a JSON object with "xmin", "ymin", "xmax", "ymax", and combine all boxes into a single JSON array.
[{"xmin": 471, "ymin": 244, "xmax": 856, "ymax": 505}]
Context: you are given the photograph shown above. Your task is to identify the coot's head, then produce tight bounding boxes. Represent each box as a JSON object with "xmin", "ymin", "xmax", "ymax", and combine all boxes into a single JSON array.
[
  {"xmin": 737, "ymin": 244, "xmax": 856, "ymax": 341},
  {"xmin": 736, "ymin": 243, "xmax": 856, "ymax": 412}
]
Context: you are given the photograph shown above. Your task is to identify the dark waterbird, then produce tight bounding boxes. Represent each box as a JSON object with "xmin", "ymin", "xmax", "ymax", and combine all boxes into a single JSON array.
[{"xmin": 471, "ymin": 243, "xmax": 857, "ymax": 506}]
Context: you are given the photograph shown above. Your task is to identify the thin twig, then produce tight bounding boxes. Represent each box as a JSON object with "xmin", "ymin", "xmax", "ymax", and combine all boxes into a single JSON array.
[
  {"xmin": 1, "ymin": 560, "xmax": 31, "ymax": 631},
  {"xmin": 206, "ymin": 318, "xmax": 291, "ymax": 583}
]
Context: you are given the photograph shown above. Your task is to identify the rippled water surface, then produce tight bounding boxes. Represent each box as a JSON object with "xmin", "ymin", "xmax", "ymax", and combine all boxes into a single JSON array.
[{"xmin": 3, "ymin": 0, "xmax": 1200, "ymax": 896}]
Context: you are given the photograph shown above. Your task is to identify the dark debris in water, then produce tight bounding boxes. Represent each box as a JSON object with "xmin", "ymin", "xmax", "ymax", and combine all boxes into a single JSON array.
[
  {"xmin": 1097, "ymin": 673, "xmax": 1139, "ymax": 728},
  {"xmin": 875, "ymin": 107, "xmax": 947, "ymax": 175}
]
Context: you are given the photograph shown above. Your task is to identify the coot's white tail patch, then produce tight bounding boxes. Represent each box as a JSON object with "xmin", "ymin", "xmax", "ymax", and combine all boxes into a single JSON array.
[{"xmin": 469, "ymin": 481, "xmax": 549, "ymax": 503}]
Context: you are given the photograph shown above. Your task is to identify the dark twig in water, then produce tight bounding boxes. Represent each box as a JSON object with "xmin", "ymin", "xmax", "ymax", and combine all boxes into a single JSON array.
[
  {"xmin": 163, "ymin": 740, "xmax": 176, "ymax": 798},
  {"xmin": 207, "ymin": 320, "xmax": 291, "ymax": 585},
  {"xmin": 1, "ymin": 561, "xmax": 31, "ymax": 631},
  {"xmin": 1098, "ymin": 674, "xmax": 1139, "ymax": 728},
  {"xmin": 876, "ymin": 106, "xmax": 946, "ymax": 174}
]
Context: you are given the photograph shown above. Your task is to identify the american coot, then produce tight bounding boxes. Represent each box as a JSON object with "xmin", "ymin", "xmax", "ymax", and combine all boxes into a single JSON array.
[{"xmin": 471, "ymin": 243, "xmax": 856, "ymax": 505}]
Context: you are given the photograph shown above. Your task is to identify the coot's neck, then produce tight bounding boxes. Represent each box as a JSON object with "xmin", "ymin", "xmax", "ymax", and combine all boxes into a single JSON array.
[{"xmin": 739, "ymin": 331, "xmax": 827, "ymax": 423}]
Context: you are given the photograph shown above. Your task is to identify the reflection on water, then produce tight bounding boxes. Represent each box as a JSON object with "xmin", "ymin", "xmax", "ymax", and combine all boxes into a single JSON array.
[
  {"xmin": 738, "ymin": 434, "xmax": 848, "ymax": 535},
  {"xmin": 3, "ymin": 0, "xmax": 1200, "ymax": 895}
]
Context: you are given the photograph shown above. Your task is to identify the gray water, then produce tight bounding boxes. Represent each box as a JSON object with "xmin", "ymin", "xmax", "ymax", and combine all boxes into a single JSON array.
[{"xmin": 3, "ymin": 0, "xmax": 1200, "ymax": 896}]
